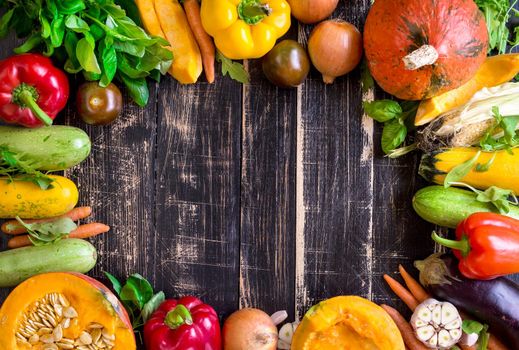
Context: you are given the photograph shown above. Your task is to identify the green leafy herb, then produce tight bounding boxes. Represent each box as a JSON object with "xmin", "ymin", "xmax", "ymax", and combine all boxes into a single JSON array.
[
  {"xmin": 480, "ymin": 107, "xmax": 519, "ymax": 152},
  {"xmin": 216, "ymin": 50, "xmax": 250, "ymax": 84},
  {"xmin": 382, "ymin": 119, "xmax": 407, "ymax": 154},
  {"xmin": 462, "ymin": 320, "xmax": 485, "ymax": 335},
  {"xmin": 475, "ymin": 152, "xmax": 497, "ymax": 172},
  {"xmin": 104, "ymin": 272, "xmax": 164, "ymax": 329},
  {"xmin": 0, "ymin": 145, "xmax": 55, "ymax": 190},
  {"xmin": 363, "ymin": 100, "xmax": 402, "ymax": 123},
  {"xmin": 0, "ymin": 0, "xmax": 173, "ymax": 106},
  {"xmin": 16, "ymin": 216, "xmax": 77, "ymax": 246},
  {"xmin": 478, "ymin": 325, "xmax": 490, "ymax": 350},
  {"xmin": 475, "ymin": 0, "xmax": 519, "ymax": 54},
  {"xmin": 444, "ymin": 151, "xmax": 481, "ymax": 188},
  {"xmin": 476, "ymin": 185, "xmax": 518, "ymax": 214}
]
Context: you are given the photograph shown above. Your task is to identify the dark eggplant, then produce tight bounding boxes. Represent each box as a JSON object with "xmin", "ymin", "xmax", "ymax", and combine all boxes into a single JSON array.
[{"xmin": 415, "ymin": 254, "xmax": 519, "ymax": 349}]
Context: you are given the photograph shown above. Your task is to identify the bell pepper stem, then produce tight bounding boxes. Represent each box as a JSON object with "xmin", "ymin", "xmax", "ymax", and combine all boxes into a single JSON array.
[
  {"xmin": 13, "ymin": 83, "xmax": 53, "ymax": 126},
  {"xmin": 164, "ymin": 305, "xmax": 193, "ymax": 330},
  {"xmin": 431, "ymin": 231, "xmax": 471, "ymax": 257},
  {"xmin": 238, "ymin": 0, "xmax": 272, "ymax": 25}
]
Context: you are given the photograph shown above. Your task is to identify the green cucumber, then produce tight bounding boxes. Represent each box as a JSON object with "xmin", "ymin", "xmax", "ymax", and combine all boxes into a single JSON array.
[
  {"xmin": 0, "ymin": 125, "xmax": 91, "ymax": 171},
  {"xmin": 0, "ymin": 239, "xmax": 97, "ymax": 287},
  {"xmin": 413, "ymin": 186, "xmax": 519, "ymax": 229}
]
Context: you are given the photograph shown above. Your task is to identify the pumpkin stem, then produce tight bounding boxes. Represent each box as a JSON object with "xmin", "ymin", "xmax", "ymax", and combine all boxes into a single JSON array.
[{"xmin": 403, "ymin": 45, "xmax": 439, "ymax": 70}]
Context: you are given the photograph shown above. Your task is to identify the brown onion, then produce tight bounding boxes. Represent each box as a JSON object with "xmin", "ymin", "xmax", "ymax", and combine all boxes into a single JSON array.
[
  {"xmin": 308, "ymin": 20, "xmax": 363, "ymax": 84},
  {"xmin": 223, "ymin": 308, "xmax": 278, "ymax": 350},
  {"xmin": 288, "ymin": 0, "xmax": 339, "ymax": 24}
]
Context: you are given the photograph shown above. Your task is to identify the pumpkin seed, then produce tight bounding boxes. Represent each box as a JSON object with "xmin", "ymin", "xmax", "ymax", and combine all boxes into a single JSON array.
[
  {"xmin": 56, "ymin": 342, "xmax": 75, "ymax": 349},
  {"xmin": 59, "ymin": 294, "xmax": 70, "ymax": 307},
  {"xmin": 79, "ymin": 331, "xmax": 93, "ymax": 345},
  {"xmin": 63, "ymin": 306, "xmax": 78, "ymax": 318},
  {"xmin": 43, "ymin": 344, "xmax": 59, "ymax": 350},
  {"xmin": 40, "ymin": 333, "xmax": 55, "ymax": 344},
  {"xmin": 29, "ymin": 333, "xmax": 40, "ymax": 344},
  {"xmin": 61, "ymin": 317, "xmax": 71, "ymax": 329},
  {"xmin": 53, "ymin": 324, "xmax": 63, "ymax": 342},
  {"xmin": 101, "ymin": 329, "xmax": 115, "ymax": 341}
]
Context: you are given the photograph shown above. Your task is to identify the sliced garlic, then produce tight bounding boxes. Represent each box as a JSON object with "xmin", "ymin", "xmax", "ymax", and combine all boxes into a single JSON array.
[{"xmin": 410, "ymin": 298, "xmax": 462, "ymax": 349}]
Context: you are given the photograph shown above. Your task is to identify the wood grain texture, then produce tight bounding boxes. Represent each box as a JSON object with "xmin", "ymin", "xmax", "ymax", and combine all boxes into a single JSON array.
[
  {"xmin": 154, "ymin": 80, "xmax": 241, "ymax": 318},
  {"xmin": 239, "ymin": 57, "xmax": 296, "ymax": 318}
]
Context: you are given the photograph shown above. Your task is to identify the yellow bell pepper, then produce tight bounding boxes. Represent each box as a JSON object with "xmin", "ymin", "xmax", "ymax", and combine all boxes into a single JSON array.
[
  {"xmin": 415, "ymin": 54, "xmax": 519, "ymax": 126},
  {"xmin": 291, "ymin": 296, "xmax": 405, "ymax": 350},
  {"xmin": 201, "ymin": 0, "xmax": 291, "ymax": 60}
]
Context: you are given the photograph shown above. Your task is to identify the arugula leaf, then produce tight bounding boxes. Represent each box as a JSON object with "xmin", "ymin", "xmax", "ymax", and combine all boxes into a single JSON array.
[
  {"xmin": 479, "ymin": 107, "xmax": 519, "ymax": 151},
  {"xmin": 476, "ymin": 186, "xmax": 516, "ymax": 214},
  {"xmin": 475, "ymin": 0, "xmax": 519, "ymax": 54},
  {"xmin": 444, "ymin": 151, "xmax": 481, "ymax": 188},
  {"xmin": 475, "ymin": 152, "xmax": 497, "ymax": 172},
  {"xmin": 0, "ymin": 145, "xmax": 55, "ymax": 190},
  {"xmin": 16, "ymin": 216, "xmax": 77, "ymax": 246},
  {"xmin": 363, "ymin": 100, "xmax": 402, "ymax": 123},
  {"xmin": 462, "ymin": 320, "xmax": 485, "ymax": 335},
  {"xmin": 216, "ymin": 50, "xmax": 250, "ymax": 84},
  {"xmin": 382, "ymin": 119, "xmax": 407, "ymax": 154}
]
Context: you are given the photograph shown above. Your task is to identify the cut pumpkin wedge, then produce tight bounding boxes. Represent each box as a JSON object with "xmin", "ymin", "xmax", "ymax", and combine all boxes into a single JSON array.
[{"xmin": 415, "ymin": 54, "xmax": 519, "ymax": 126}]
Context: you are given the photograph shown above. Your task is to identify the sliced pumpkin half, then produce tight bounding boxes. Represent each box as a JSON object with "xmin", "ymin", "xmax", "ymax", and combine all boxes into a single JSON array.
[
  {"xmin": 0, "ymin": 272, "xmax": 136, "ymax": 350},
  {"xmin": 291, "ymin": 296, "xmax": 405, "ymax": 350}
]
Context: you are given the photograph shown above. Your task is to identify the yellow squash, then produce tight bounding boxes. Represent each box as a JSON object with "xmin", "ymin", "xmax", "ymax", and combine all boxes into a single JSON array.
[
  {"xmin": 153, "ymin": 0, "xmax": 202, "ymax": 84},
  {"xmin": 291, "ymin": 296, "xmax": 405, "ymax": 350},
  {"xmin": 415, "ymin": 54, "xmax": 519, "ymax": 126},
  {"xmin": 419, "ymin": 148, "xmax": 519, "ymax": 192},
  {"xmin": 0, "ymin": 175, "xmax": 78, "ymax": 219}
]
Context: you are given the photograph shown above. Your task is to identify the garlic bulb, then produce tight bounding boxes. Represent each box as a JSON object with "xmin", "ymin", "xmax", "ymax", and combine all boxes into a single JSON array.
[{"xmin": 410, "ymin": 298, "xmax": 462, "ymax": 349}]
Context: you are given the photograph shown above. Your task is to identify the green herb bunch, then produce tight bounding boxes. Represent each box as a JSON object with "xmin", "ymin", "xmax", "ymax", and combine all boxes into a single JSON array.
[
  {"xmin": 0, "ymin": 0, "xmax": 173, "ymax": 106},
  {"xmin": 0, "ymin": 145, "xmax": 54, "ymax": 190},
  {"xmin": 475, "ymin": 0, "xmax": 519, "ymax": 54}
]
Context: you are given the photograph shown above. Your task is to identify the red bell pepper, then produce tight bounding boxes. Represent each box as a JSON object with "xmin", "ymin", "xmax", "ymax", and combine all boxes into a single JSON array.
[
  {"xmin": 0, "ymin": 53, "xmax": 69, "ymax": 127},
  {"xmin": 432, "ymin": 212, "xmax": 519, "ymax": 279},
  {"xmin": 143, "ymin": 296, "xmax": 221, "ymax": 350}
]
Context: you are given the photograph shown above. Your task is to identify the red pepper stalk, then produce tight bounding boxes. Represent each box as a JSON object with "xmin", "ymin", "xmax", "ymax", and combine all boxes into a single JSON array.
[
  {"xmin": 0, "ymin": 54, "xmax": 69, "ymax": 128},
  {"xmin": 432, "ymin": 212, "xmax": 519, "ymax": 280},
  {"xmin": 143, "ymin": 296, "xmax": 221, "ymax": 350}
]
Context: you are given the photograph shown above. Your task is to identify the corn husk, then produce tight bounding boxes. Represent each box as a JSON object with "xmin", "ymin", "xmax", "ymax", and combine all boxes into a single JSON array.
[{"xmin": 417, "ymin": 82, "xmax": 519, "ymax": 152}]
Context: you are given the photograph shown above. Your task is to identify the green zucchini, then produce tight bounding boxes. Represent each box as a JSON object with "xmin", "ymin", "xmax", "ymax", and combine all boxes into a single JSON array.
[
  {"xmin": 0, "ymin": 239, "xmax": 97, "ymax": 287},
  {"xmin": 413, "ymin": 186, "xmax": 519, "ymax": 229},
  {"xmin": 0, "ymin": 125, "xmax": 91, "ymax": 171}
]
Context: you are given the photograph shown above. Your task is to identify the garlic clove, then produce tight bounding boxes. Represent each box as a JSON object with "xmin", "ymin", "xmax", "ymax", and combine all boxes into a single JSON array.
[
  {"xmin": 271, "ymin": 311, "xmax": 289, "ymax": 326},
  {"xmin": 427, "ymin": 333, "xmax": 438, "ymax": 347},
  {"xmin": 432, "ymin": 304, "xmax": 442, "ymax": 325},
  {"xmin": 444, "ymin": 319, "xmax": 461, "ymax": 330},
  {"xmin": 437, "ymin": 329, "xmax": 454, "ymax": 348},
  {"xmin": 449, "ymin": 328, "xmax": 462, "ymax": 340},
  {"xmin": 416, "ymin": 325, "xmax": 436, "ymax": 342},
  {"xmin": 278, "ymin": 323, "xmax": 295, "ymax": 344},
  {"xmin": 441, "ymin": 303, "xmax": 459, "ymax": 324},
  {"xmin": 277, "ymin": 339, "xmax": 291, "ymax": 350}
]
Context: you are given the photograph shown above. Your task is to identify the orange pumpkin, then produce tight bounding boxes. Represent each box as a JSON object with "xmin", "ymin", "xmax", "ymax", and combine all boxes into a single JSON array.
[
  {"xmin": 364, "ymin": 0, "xmax": 488, "ymax": 100},
  {"xmin": 0, "ymin": 272, "xmax": 136, "ymax": 350}
]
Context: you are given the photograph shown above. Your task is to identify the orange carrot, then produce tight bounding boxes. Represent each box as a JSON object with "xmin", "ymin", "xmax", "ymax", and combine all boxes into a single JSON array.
[
  {"xmin": 183, "ymin": 0, "xmax": 215, "ymax": 83},
  {"xmin": 489, "ymin": 336, "xmax": 510, "ymax": 350},
  {"xmin": 384, "ymin": 274, "xmax": 419, "ymax": 311},
  {"xmin": 7, "ymin": 223, "xmax": 110, "ymax": 249},
  {"xmin": 399, "ymin": 265, "xmax": 430, "ymax": 303},
  {"xmin": 381, "ymin": 304, "xmax": 430, "ymax": 350},
  {"xmin": 1, "ymin": 207, "xmax": 92, "ymax": 235}
]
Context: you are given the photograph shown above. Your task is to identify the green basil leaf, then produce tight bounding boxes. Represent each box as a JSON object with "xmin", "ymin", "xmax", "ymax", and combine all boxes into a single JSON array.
[
  {"xmin": 0, "ymin": 9, "xmax": 14, "ymax": 38},
  {"xmin": 100, "ymin": 41, "xmax": 118, "ymax": 87},
  {"xmin": 76, "ymin": 37, "xmax": 102, "ymax": 74},
  {"xmin": 89, "ymin": 23, "xmax": 106, "ymax": 41},
  {"xmin": 141, "ymin": 291, "xmax": 165, "ymax": 323},
  {"xmin": 64, "ymin": 59, "xmax": 83, "ymax": 74},
  {"xmin": 64, "ymin": 31, "xmax": 80, "ymax": 66},
  {"xmin": 119, "ymin": 274, "xmax": 154, "ymax": 309},
  {"xmin": 39, "ymin": 11, "xmax": 51, "ymax": 39},
  {"xmin": 119, "ymin": 73, "xmax": 149, "ymax": 107},
  {"xmin": 104, "ymin": 272, "xmax": 123, "ymax": 295},
  {"xmin": 65, "ymin": 14, "xmax": 90, "ymax": 33},
  {"xmin": 115, "ymin": 0, "xmax": 142, "ymax": 26},
  {"xmin": 114, "ymin": 40, "xmax": 145, "ymax": 57},
  {"xmin": 444, "ymin": 151, "xmax": 481, "ymax": 188},
  {"xmin": 50, "ymin": 15, "xmax": 65, "ymax": 47},
  {"xmin": 462, "ymin": 320, "xmax": 485, "ymax": 335},
  {"xmin": 139, "ymin": 45, "xmax": 173, "ymax": 74},
  {"xmin": 57, "ymin": 0, "xmax": 86, "ymax": 15},
  {"xmin": 381, "ymin": 119, "xmax": 407, "ymax": 154},
  {"xmin": 363, "ymin": 100, "xmax": 402, "ymax": 123}
]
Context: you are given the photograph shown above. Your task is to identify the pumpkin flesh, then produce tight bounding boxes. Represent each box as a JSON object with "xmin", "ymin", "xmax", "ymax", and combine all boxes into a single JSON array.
[
  {"xmin": 0, "ymin": 272, "xmax": 135, "ymax": 349},
  {"xmin": 364, "ymin": 0, "xmax": 488, "ymax": 100}
]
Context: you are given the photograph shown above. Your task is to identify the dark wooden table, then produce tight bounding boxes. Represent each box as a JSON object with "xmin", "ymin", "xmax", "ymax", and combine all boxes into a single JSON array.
[{"xmin": 2, "ymin": 1, "xmax": 517, "ymax": 343}]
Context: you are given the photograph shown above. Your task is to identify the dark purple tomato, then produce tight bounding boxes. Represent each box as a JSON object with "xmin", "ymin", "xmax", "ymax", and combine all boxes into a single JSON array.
[
  {"xmin": 262, "ymin": 40, "xmax": 310, "ymax": 88},
  {"xmin": 76, "ymin": 82, "xmax": 123, "ymax": 125}
]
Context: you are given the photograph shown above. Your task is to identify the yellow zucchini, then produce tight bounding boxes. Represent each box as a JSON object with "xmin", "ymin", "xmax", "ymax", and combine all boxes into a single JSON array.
[
  {"xmin": 0, "ymin": 175, "xmax": 79, "ymax": 219},
  {"xmin": 154, "ymin": 0, "xmax": 202, "ymax": 84},
  {"xmin": 419, "ymin": 147, "xmax": 519, "ymax": 192}
]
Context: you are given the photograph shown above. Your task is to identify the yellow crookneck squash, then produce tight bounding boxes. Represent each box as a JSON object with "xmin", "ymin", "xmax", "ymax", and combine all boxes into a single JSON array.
[
  {"xmin": 415, "ymin": 54, "xmax": 519, "ymax": 126},
  {"xmin": 0, "ymin": 272, "xmax": 136, "ymax": 349},
  {"xmin": 291, "ymin": 296, "xmax": 405, "ymax": 350},
  {"xmin": 420, "ymin": 147, "xmax": 519, "ymax": 193}
]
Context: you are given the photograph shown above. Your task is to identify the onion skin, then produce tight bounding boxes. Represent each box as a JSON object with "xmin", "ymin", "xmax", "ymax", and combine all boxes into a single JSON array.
[
  {"xmin": 223, "ymin": 308, "xmax": 278, "ymax": 350},
  {"xmin": 288, "ymin": 0, "xmax": 339, "ymax": 24},
  {"xmin": 308, "ymin": 20, "xmax": 363, "ymax": 84}
]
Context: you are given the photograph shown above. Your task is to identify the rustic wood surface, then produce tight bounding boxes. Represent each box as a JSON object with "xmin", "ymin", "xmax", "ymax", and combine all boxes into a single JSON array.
[{"xmin": 1, "ymin": 1, "xmax": 518, "ymax": 347}]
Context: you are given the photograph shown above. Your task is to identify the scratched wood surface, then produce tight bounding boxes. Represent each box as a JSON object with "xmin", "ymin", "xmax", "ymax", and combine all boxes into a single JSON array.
[{"xmin": 2, "ymin": 2, "xmax": 518, "ymax": 346}]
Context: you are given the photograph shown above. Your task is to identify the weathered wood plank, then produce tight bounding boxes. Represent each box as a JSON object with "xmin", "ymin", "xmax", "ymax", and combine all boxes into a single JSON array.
[
  {"xmin": 295, "ymin": 0, "xmax": 374, "ymax": 317},
  {"xmin": 154, "ymin": 80, "xmax": 241, "ymax": 317},
  {"xmin": 239, "ymin": 57, "xmax": 297, "ymax": 318}
]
